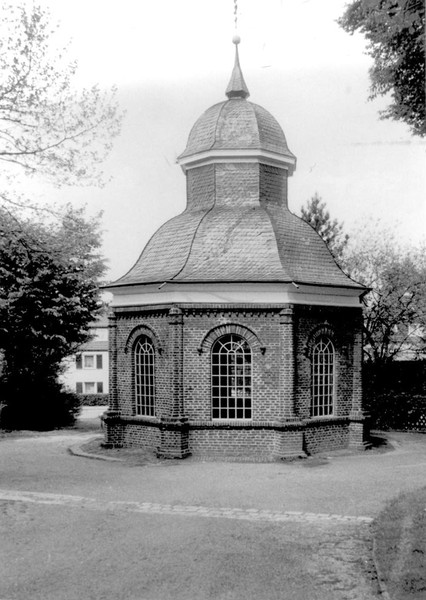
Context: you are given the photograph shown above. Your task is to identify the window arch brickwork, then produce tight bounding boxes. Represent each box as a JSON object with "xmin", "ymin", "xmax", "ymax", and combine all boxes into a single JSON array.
[
  {"xmin": 124, "ymin": 324, "xmax": 163, "ymax": 355},
  {"xmin": 198, "ymin": 323, "xmax": 265, "ymax": 355}
]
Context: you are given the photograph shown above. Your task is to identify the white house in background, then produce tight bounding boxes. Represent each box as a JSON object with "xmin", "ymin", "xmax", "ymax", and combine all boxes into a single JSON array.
[{"xmin": 61, "ymin": 316, "xmax": 109, "ymax": 395}]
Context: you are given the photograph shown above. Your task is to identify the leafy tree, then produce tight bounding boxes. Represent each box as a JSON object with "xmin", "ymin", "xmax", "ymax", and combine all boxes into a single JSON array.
[
  {"xmin": 0, "ymin": 3, "xmax": 122, "ymax": 198},
  {"xmin": 339, "ymin": 0, "xmax": 425, "ymax": 136},
  {"xmin": 0, "ymin": 4, "xmax": 121, "ymax": 428},
  {"xmin": 343, "ymin": 224, "xmax": 426, "ymax": 364},
  {"xmin": 0, "ymin": 205, "xmax": 106, "ymax": 429},
  {"xmin": 300, "ymin": 193, "xmax": 349, "ymax": 262}
]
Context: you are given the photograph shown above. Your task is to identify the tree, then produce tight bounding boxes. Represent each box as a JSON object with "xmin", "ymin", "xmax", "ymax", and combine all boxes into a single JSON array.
[
  {"xmin": 338, "ymin": 0, "xmax": 425, "ymax": 137},
  {"xmin": 0, "ymin": 204, "xmax": 106, "ymax": 429},
  {"xmin": 0, "ymin": 3, "xmax": 122, "ymax": 197},
  {"xmin": 0, "ymin": 4, "xmax": 121, "ymax": 428},
  {"xmin": 300, "ymin": 193, "xmax": 349, "ymax": 262},
  {"xmin": 343, "ymin": 224, "xmax": 426, "ymax": 364}
]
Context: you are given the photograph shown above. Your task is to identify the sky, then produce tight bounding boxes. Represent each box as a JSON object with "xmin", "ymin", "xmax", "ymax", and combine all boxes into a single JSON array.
[{"xmin": 13, "ymin": 0, "xmax": 426, "ymax": 280}]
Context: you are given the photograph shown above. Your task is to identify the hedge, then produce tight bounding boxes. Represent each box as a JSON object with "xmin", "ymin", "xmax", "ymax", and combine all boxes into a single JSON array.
[{"xmin": 78, "ymin": 393, "xmax": 109, "ymax": 406}]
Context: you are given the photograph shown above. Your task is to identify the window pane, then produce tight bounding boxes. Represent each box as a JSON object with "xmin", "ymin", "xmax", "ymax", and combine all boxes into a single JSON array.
[
  {"xmin": 211, "ymin": 334, "xmax": 252, "ymax": 420},
  {"xmin": 134, "ymin": 336, "xmax": 155, "ymax": 417},
  {"xmin": 311, "ymin": 336, "xmax": 334, "ymax": 417},
  {"xmin": 84, "ymin": 382, "xmax": 95, "ymax": 394},
  {"xmin": 84, "ymin": 355, "xmax": 94, "ymax": 369}
]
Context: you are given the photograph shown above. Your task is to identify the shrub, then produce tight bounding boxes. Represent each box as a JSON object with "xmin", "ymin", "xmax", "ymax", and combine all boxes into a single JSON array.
[
  {"xmin": 364, "ymin": 361, "xmax": 426, "ymax": 431},
  {"xmin": 0, "ymin": 377, "xmax": 82, "ymax": 430},
  {"xmin": 77, "ymin": 393, "xmax": 109, "ymax": 406}
]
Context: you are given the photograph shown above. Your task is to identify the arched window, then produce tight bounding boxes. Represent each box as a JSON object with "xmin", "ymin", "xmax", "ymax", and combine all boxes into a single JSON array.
[
  {"xmin": 311, "ymin": 336, "xmax": 334, "ymax": 417},
  {"xmin": 134, "ymin": 336, "xmax": 155, "ymax": 417},
  {"xmin": 211, "ymin": 334, "xmax": 252, "ymax": 420}
]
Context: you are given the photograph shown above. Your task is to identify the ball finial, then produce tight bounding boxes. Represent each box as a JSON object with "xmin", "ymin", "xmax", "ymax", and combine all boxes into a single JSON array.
[{"xmin": 232, "ymin": 33, "xmax": 241, "ymax": 45}]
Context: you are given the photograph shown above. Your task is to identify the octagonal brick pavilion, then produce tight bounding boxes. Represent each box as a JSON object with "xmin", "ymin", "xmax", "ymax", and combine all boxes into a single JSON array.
[{"xmin": 103, "ymin": 41, "xmax": 369, "ymax": 459}]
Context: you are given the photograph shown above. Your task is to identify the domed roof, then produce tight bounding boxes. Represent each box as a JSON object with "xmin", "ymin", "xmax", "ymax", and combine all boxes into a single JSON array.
[
  {"xmin": 179, "ymin": 99, "xmax": 294, "ymax": 161},
  {"xmin": 178, "ymin": 41, "xmax": 296, "ymax": 173}
]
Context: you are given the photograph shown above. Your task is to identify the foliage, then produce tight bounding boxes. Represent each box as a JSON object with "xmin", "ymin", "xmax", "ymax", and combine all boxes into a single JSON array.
[
  {"xmin": 0, "ymin": 205, "xmax": 106, "ymax": 429},
  {"xmin": 364, "ymin": 360, "xmax": 426, "ymax": 429},
  {"xmin": 343, "ymin": 224, "xmax": 426, "ymax": 363},
  {"xmin": 339, "ymin": 0, "xmax": 425, "ymax": 136},
  {"xmin": 300, "ymin": 193, "xmax": 349, "ymax": 262},
  {"xmin": 76, "ymin": 394, "xmax": 109, "ymax": 407},
  {"xmin": 0, "ymin": 3, "xmax": 122, "ymax": 193}
]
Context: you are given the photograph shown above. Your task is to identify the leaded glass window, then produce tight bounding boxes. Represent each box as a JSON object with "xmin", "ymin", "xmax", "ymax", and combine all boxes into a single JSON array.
[
  {"xmin": 134, "ymin": 336, "xmax": 155, "ymax": 417},
  {"xmin": 311, "ymin": 336, "xmax": 334, "ymax": 417},
  {"xmin": 211, "ymin": 334, "xmax": 252, "ymax": 420}
]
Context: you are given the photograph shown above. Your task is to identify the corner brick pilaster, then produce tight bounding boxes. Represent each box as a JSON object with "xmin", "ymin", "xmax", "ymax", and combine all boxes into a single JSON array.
[
  {"xmin": 104, "ymin": 312, "xmax": 123, "ymax": 447},
  {"xmin": 107, "ymin": 312, "xmax": 118, "ymax": 413},
  {"xmin": 279, "ymin": 305, "xmax": 298, "ymax": 420},
  {"xmin": 276, "ymin": 305, "xmax": 305, "ymax": 458},
  {"xmin": 349, "ymin": 311, "xmax": 370, "ymax": 449},
  {"xmin": 157, "ymin": 306, "xmax": 190, "ymax": 458}
]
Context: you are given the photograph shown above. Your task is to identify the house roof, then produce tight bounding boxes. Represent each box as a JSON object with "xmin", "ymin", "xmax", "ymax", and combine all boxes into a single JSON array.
[{"xmin": 80, "ymin": 340, "xmax": 109, "ymax": 352}]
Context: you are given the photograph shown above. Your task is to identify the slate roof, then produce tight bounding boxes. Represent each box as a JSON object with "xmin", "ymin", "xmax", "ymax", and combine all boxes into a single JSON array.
[
  {"xmin": 110, "ymin": 203, "xmax": 360, "ymax": 288},
  {"xmin": 178, "ymin": 99, "xmax": 295, "ymax": 162},
  {"xmin": 109, "ymin": 42, "xmax": 362, "ymax": 292}
]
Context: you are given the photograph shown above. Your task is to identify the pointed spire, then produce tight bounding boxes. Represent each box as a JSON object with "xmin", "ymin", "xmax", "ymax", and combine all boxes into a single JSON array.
[{"xmin": 225, "ymin": 35, "xmax": 250, "ymax": 100}]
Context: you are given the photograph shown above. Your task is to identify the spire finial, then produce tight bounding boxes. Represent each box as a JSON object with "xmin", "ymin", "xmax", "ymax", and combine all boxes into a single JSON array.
[{"xmin": 225, "ymin": 34, "xmax": 250, "ymax": 99}]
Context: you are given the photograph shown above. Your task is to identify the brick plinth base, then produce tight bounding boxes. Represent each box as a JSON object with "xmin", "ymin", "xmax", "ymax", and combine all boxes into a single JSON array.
[
  {"xmin": 273, "ymin": 421, "xmax": 306, "ymax": 460},
  {"xmin": 348, "ymin": 413, "xmax": 371, "ymax": 450},
  {"xmin": 104, "ymin": 417, "xmax": 369, "ymax": 460},
  {"xmin": 157, "ymin": 418, "xmax": 191, "ymax": 459},
  {"xmin": 103, "ymin": 410, "xmax": 123, "ymax": 448}
]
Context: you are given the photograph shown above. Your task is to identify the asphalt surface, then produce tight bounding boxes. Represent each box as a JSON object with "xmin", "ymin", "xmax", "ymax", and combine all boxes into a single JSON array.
[{"xmin": 1, "ymin": 417, "xmax": 426, "ymax": 600}]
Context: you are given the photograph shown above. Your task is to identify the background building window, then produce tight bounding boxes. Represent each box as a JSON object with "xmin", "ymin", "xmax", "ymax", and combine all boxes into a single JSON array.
[
  {"xmin": 134, "ymin": 336, "xmax": 155, "ymax": 416},
  {"xmin": 311, "ymin": 336, "xmax": 335, "ymax": 417},
  {"xmin": 211, "ymin": 334, "xmax": 252, "ymax": 420},
  {"xmin": 83, "ymin": 355, "xmax": 94, "ymax": 369},
  {"xmin": 84, "ymin": 382, "xmax": 96, "ymax": 394}
]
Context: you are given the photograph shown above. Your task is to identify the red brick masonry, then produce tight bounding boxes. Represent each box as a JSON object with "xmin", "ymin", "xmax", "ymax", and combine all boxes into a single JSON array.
[{"xmin": 104, "ymin": 303, "xmax": 369, "ymax": 459}]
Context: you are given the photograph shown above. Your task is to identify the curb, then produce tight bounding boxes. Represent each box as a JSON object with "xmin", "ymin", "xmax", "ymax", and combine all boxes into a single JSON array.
[
  {"xmin": 371, "ymin": 524, "xmax": 392, "ymax": 600},
  {"xmin": 68, "ymin": 437, "xmax": 124, "ymax": 462}
]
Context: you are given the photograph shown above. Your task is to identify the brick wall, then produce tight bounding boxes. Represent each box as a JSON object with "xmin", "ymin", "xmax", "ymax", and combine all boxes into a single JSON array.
[
  {"xmin": 304, "ymin": 421, "xmax": 349, "ymax": 454},
  {"xmin": 295, "ymin": 305, "xmax": 361, "ymax": 420},
  {"xmin": 105, "ymin": 302, "xmax": 366, "ymax": 458}
]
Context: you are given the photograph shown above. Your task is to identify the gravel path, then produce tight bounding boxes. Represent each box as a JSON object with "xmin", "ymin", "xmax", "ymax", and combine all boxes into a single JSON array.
[{"xmin": 1, "ymin": 426, "xmax": 425, "ymax": 599}]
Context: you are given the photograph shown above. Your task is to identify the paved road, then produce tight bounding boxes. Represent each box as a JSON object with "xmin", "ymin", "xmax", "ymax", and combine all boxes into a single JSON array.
[{"xmin": 1, "ymin": 425, "xmax": 425, "ymax": 599}]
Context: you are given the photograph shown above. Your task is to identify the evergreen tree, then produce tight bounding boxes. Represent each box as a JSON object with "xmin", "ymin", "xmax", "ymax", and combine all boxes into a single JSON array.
[{"xmin": 300, "ymin": 193, "xmax": 349, "ymax": 262}]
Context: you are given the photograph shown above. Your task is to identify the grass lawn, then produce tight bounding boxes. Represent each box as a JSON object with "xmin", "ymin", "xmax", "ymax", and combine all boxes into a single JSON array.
[{"xmin": 374, "ymin": 486, "xmax": 426, "ymax": 599}]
